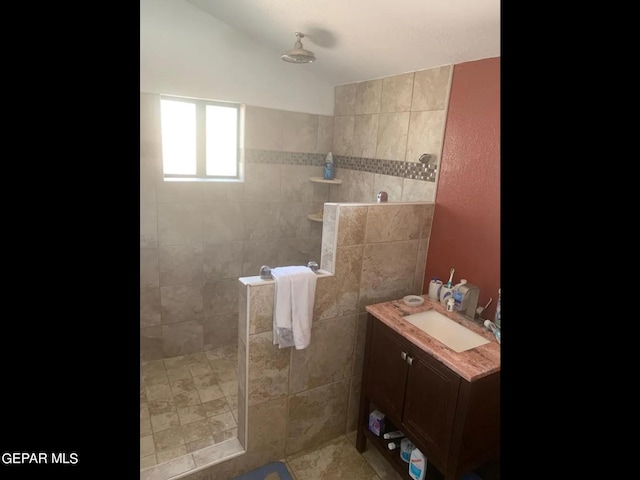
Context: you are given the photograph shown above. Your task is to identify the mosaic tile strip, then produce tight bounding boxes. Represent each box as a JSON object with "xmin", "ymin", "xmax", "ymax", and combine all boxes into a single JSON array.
[{"xmin": 244, "ymin": 149, "xmax": 437, "ymax": 182}]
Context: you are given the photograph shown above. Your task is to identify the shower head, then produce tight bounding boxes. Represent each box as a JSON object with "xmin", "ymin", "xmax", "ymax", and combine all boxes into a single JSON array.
[{"xmin": 281, "ymin": 32, "xmax": 316, "ymax": 64}]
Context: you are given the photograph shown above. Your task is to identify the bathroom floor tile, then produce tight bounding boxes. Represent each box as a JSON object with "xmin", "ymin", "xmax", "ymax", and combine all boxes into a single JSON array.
[
  {"xmin": 197, "ymin": 384, "xmax": 225, "ymax": 403},
  {"xmin": 140, "ymin": 454, "xmax": 158, "ymax": 469},
  {"xmin": 153, "ymin": 425, "xmax": 185, "ymax": 452},
  {"xmin": 181, "ymin": 419, "xmax": 212, "ymax": 443},
  {"xmin": 177, "ymin": 404, "xmax": 207, "ymax": 425},
  {"xmin": 202, "ymin": 398, "xmax": 231, "ymax": 417},
  {"xmin": 140, "ymin": 435, "xmax": 156, "ymax": 458},
  {"xmin": 150, "ymin": 410, "xmax": 180, "ymax": 433},
  {"xmin": 208, "ymin": 412, "xmax": 237, "ymax": 434},
  {"xmin": 166, "ymin": 366, "xmax": 192, "ymax": 382},
  {"xmin": 156, "ymin": 445, "xmax": 188, "ymax": 464}
]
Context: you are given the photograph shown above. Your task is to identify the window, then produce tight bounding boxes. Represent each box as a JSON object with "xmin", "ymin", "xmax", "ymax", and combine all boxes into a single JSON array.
[{"xmin": 159, "ymin": 95, "xmax": 242, "ymax": 180}]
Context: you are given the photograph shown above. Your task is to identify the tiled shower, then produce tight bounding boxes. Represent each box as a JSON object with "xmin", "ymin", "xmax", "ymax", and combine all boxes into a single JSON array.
[{"xmin": 140, "ymin": 62, "xmax": 452, "ymax": 477}]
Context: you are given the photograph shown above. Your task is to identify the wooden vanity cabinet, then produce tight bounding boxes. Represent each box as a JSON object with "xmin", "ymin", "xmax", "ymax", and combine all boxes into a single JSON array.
[{"xmin": 356, "ymin": 313, "xmax": 500, "ymax": 480}]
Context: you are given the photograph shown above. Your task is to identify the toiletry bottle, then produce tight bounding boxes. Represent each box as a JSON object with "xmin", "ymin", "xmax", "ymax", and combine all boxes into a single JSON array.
[
  {"xmin": 408, "ymin": 448, "xmax": 427, "ymax": 480},
  {"xmin": 452, "ymin": 279, "xmax": 468, "ymax": 311},
  {"xmin": 494, "ymin": 288, "xmax": 501, "ymax": 327},
  {"xmin": 323, "ymin": 152, "xmax": 334, "ymax": 180},
  {"xmin": 484, "ymin": 320, "xmax": 501, "ymax": 344}
]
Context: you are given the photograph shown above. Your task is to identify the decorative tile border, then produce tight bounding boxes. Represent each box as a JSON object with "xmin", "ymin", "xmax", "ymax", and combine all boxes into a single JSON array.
[{"xmin": 244, "ymin": 149, "xmax": 436, "ymax": 182}]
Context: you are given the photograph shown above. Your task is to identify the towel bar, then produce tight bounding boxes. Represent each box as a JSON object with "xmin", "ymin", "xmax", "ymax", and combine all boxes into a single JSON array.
[{"xmin": 260, "ymin": 261, "xmax": 319, "ymax": 280}]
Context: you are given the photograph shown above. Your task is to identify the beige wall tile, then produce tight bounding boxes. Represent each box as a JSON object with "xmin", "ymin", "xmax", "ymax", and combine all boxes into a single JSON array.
[
  {"xmin": 156, "ymin": 181, "xmax": 204, "ymax": 204},
  {"xmin": 202, "ymin": 203, "xmax": 245, "ymax": 244},
  {"xmin": 336, "ymin": 205, "xmax": 367, "ymax": 247},
  {"xmin": 243, "ymin": 202, "xmax": 282, "ymax": 241},
  {"xmin": 363, "ymin": 204, "xmax": 425, "ymax": 243},
  {"xmin": 285, "ymin": 380, "xmax": 350, "ymax": 456},
  {"xmin": 381, "ymin": 72, "xmax": 414, "ymax": 113},
  {"xmin": 203, "ymin": 279, "xmax": 240, "ymax": 317},
  {"xmin": 346, "ymin": 376, "xmax": 362, "ymax": 433},
  {"xmin": 320, "ymin": 204, "xmax": 338, "ymax": 273},
  {"xmin": 160, "ymin": 283, "xmax": 204, "ymax": 324},
  {"xmin": 315, "ymin": 116, "xmax": 334, "ymax": 154},
  {"xmin": 401, "ymin": 177, "xmax": 436, "ymax": 202},
  {"xmin": 334, "ymin": 84, "xmax": 357, "ymax": 116},
  {"xmin": 141, "ymin": 326, "xmax": 163, "ymax": 362},
  {"xmin": 411, "ymin": 65, "xmax": 452, "ymax": 111},
  {"xmin": 248, "ymin": 331, "xmax": 290, "ymax": 406},
  {"xmin": 405, "ymin": 110, "xmax": 446, "ymax": 163},
  {"xmin": 244, "ymin": 163, "xmax": 281, "ymax": 202},
  {"xmin": 413, "ymin": 238, "xmax": 429, "ymax": 294},
  {"xmin": 141, "ymin": 287, "xmax": 161, "ymax": 328},
  {"xmin": 289, "ymin": 315, "xmax": 357, "ymax": 394},
  {"xmin": 241, "ymin": 240, "xmax": 279, "ymax": 277},
  {"xmin": 281, "ymin": 112, "xmax": 319, "ymax": 153},
  {"xmin": 141, "ymin": 202, "xmax": 158, "ymax": 248},
  {"xmin": 141, "ymin": 248, "xmax": 159, "ymax": 289},
  {"xmin": 247, "ymin": 397, "xmax": 288, "ymax": 453},
  {"xmin": 158, "ymin": 244, "xmax": 204, "ymax": 286},
  {"xmin": 157, "ymin": 203, "xmax": 204, "ymax": 246},
  {"xmin": 373, "ymin": 174, "xmax": 403, "ymax": 203},
  {"xmin": 203, "ymin": 242, "xmax": 243, "ymax": 282},
  {"xmin": 332, "ymin": 116, "xmax": 354, "ymax": 156},
  {"xmin": 162, "ymin": 320, "xmax": 204, "ymax": 357},
  {"xmin": 280, "ymin": 165, "xmax": 314, "ymax": 203},
  {"xmin": 203, "ymin": 313, "xmax": 238, "ymax": 351},
  {"xmin": 359, "ymin": 240, "xmax": 420, "ymax": 310},
  {"xmin": 314, "ymin": 245, "xmax": 363, "ymax": 320},
  {"xmin": 244, "ymin": 106, "xmax": 284, "ymax": 150},
  {"xmin": 343, "ymin": 170, "xmax": 375, "ymax": 203},
  {"xmin": 140, "ymin": 156, "xmax": 158, "ymax": 204},
  {"xmin": 355, "ymin": 79, "xmax": 382, "ymax": 115},
  {"xmin": 279, "ymin": 202, "xmax": 312, "ymax": 239},
  {"xmin": 352, "ymin": 312, "xmax": 368, "ymax": 380},
  {"xmin": 376, "ymin": 112, "xmax": 410, "ymax": 161},
  {"xmin": 249, "ymin": 283, "xmax": 274, "ymax": 335},
  {"xmin": 352, "ymin": 114, "xmax": 379, "ymax": 158},
  {"xmin": 201, "ymin": 181, "xmax": 244, "ymax": 204}
]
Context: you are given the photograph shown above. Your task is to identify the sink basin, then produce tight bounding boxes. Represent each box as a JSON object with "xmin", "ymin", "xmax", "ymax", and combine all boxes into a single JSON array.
[{"xmin": 403, "ymin": 310, "xmax": 490, "ymax": 353}]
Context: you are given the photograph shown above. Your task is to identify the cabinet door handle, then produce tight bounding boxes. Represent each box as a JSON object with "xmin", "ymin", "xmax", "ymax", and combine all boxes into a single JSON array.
[
  {"xmin": 406, "ymin": 356, "xmax": 413, "ymax": 366},
  {"xmin": 400, "ymin": 351, "xmax": 407, "ymax": 361}
]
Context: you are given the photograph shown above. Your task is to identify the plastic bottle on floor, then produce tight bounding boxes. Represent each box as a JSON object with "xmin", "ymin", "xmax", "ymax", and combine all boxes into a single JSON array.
[{"xmin": 408, "ymin": 448, "xmax": 427, "ymax": 480}]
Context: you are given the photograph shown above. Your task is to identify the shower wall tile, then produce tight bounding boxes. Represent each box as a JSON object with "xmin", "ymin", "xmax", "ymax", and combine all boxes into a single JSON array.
[
  {"xmin": 289, "ymin": 315, "xmax": 357, "ymax": 394},
  {"xmin": 376, "ymin": 112, "xmax": 410, "ymax": 161},
  {"xmin": 418, "ymin": 203, "xmax": 436, "ymax": 239},
  {"xmin": 359, "ymin": 240, "xmax": 419, "ymax": 311},
  {"xmin": 402, "ymin": 177, "xmax": 436, "ymax": 202},
  {"xmin": 277, "ymin": 237, "xmax": 313, "ymax": 267},
  {"xmin": 413, "ymin": 239, "xmax": 429, "ymax": 294},
  {"xmin": 281, "ymin": 112, "xmax": 319, "ymax": 153},
  {"xmin": 320, "ymin": 204, "xmax": 338, "ymax": 273},
  {"xmin": 280, "ymin": 165, "xmax": 314, "ymax": 203},
  {"xmin": 405, "ymin": 110, "xmax": 446, "ymax": 163},
  {"xmin": 248, "ymin": 331, "xmax": 290, "ymax": 406},
  {"xmin": 332, "ymin": 116, "xmax": 354, "ymax": 156},
  {"xmin": 141, "ymin": 286, "xmax": 161, "ymax": 328},
  {"xmin": 140, "ymin": 156, "xmax": 158, "ymax": 204},
  {"xmin": 334, "ymin": 84, "xmax": 357, "ymax": 116},
  {"xmin": 279, "ymin": 202, "xmax": 312, "ymax": 239},
  {"xmin": 156, "ymin": 181, "xmax": 204, "ymax": 204},
  {"xmin": 158, "ymin": 244, "xmax": 204, "ymax": 286},
  {"xmin": 336, "ymin": 205, "xmax": 367, "ymax": 247},
  {"xmin": 162, "ymin": 320, "xmax": 204, "ymax": 357},
  {"xmin": 241, "ymin": 240, "xmax": 279, "ymax": 277},
  {"xmin": 352, "ymin": 312, "xmax": 368, "ymax": 381},
  {"xmin": 355, "ymin": 79, "xmax": 382, "ymax": 115},
  {"xmin": 243, "ymin": 202, "xmax": 282, "ymax": 241},
  {"xmin": 344, "ymin": 170, "xmax": 375, "ymax": 203},
  {"xmin": 352, "ymin": 114, "xmax": 379, "ymax": 159},
  {"xmin": 203, "ymin": 313, "xmax": 238, "ymax": 351},
  {"xmin": 346, "ymin": 375, "xmax": 362, "ymax": 433},
  {"xmin": 243, "ymin": 163, "xmax": 281, "ymax": 203},
  {"xmin": 201, "ymin": 181, "xmax": 244, "ymax": 204},
  {"xmin": 373, "ymin": 174, "xmax": 403, "ymax": 203},
  {"xmin": 314, "ymin": 245, "xmax": 363, "ymax": 320},
  {"xmin": 157, "ymin": 203, "xmax": 204, "ymax": 246},
  {"xmin": 141, "ymin": 326, "xmax": 163, "ymax": 362},
  {"xmin": 311, "ymin": 181, "xmax": 330, "ymax": 203},
  {"xmin": 411, "ymin": 65, "xmax": 452, "ymax": 111},
  {"xmin": 247, "ymin": 396, "xmax": 288, "ymax": 454},
  {"xmin": 248, "ymin": 284, "xmax": 274, "ymax": 335},
  {"xmin": 202, "ymin": 203, "xmax": 245, "ymax": 244},
  {"xmin": 160, "ymin": 283, "xmax": 204, "ymax": 324},
  {"xmin": 315, "ymin": 115, "xmax": 334, "ymax": 154},
  {"xmin": 203, "ymin": 279, "xmax": 240, "ymax": 317},
  {"xmin": 381, "ymin": 72, "xmax": 415, "ymax": 113},
  {"xmin": 364, "ymin": 204, "xmax": 424, "ymax": 243},
  {"xmin": 285, "ymin": 379, "xmax": 350, "ymax": 456},
  {"xmin": 202, "ymin": 242, "xmax": 243, "ymax": 282},
  {"xmin": 140, "ymin": 202, "xmax": 158, "ymax": 248},
  {"xmin": 244, "ymin": 106, "xmax": 284, "ymax": 151},
  {"xmin": 140, "ymin": 248, "xmax": 159, "ymax": 289}
]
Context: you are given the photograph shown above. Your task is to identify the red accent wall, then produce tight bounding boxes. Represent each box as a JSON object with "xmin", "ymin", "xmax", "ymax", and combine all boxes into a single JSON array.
[{"xmin": 423, "ymin": 58, "xmax": 500, "ymax": 320}]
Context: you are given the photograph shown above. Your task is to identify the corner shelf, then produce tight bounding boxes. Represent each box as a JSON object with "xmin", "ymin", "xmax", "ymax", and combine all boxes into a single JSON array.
[
  {"xmin": 307, "ymin": 213, "xmax": 324, "ymax": 222},
  {"xmin": 309, "ymin": 176, "xmax": 342, "ymax": 185}
]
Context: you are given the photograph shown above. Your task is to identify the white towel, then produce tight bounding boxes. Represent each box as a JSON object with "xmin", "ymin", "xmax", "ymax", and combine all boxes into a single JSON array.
[{"xmin": 271, "ymin": 265, "xmax": 317, "ymax": 350}]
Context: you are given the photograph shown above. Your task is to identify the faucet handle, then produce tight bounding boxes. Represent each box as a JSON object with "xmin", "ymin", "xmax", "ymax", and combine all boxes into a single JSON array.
[{"xmin": 377, "ymin": 191, "xmax": 388, "ymax": 203}]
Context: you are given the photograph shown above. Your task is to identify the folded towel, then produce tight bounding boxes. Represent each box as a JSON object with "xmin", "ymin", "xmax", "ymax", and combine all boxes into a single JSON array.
[{"xmin": 271, "ymin": 265, "xmax": 317, "ymax": 350}]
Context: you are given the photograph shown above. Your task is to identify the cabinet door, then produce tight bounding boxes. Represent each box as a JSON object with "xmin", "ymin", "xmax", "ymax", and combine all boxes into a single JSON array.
[
  {"xmin": 402, "ymin": 345, "xmax": 460, "ymax": 471},
  {"xmin": 365, "ymin": 317, "xmax": 410, "ymax": 423}
]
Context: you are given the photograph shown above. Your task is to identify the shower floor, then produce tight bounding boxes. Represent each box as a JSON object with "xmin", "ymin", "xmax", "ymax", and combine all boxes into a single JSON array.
[{"xmin": 140, "ymin": 344, "xmax": 239, "ymax": 470}]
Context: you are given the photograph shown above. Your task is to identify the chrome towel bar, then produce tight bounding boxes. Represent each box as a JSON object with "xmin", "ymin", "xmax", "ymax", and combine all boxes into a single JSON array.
[{"xmin": 260, "ymin": 261, "xmax": 319, "ymax": 280}]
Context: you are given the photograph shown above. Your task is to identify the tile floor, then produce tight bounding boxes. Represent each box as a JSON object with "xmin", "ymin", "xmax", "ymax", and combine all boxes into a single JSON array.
[
  {"xmin": 140, "ymin": 345, "xmax": 239, "ymax": 470},
  {"xmin": 269, "ymin": 432, "xmax": 499, "ymax": 480}
]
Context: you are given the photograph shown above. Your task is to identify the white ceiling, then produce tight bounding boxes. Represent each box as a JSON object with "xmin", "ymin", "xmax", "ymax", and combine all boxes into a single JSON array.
[{"xmin": 185, "ymin": 0, "xmax": 500, "ymax": 86}]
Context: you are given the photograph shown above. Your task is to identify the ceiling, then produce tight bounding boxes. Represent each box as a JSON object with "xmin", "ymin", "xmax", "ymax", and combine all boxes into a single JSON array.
[{"xmin": 185, "ymin": 0, "xmax": 500, "ymax": 86}]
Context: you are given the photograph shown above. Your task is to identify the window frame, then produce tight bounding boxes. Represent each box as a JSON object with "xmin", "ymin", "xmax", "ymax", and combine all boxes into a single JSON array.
[{"xmin": 159, "ymin": 94, "xmax": 242, "ymax": 181}]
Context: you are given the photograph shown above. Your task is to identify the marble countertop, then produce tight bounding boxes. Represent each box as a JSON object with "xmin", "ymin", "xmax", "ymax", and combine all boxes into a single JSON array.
[{"xmin": 365, "ymin": 295, "xmax": 500, "ymax": 382}]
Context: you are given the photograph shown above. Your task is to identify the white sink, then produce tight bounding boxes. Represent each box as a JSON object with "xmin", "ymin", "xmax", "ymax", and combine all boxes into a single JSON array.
[{"xmin": 403, "ymin": 310, "xmax": 490, "ymax": 353}]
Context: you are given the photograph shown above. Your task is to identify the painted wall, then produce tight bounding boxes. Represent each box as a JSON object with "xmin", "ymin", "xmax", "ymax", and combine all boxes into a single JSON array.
[
  {"xmin": 140, "ymin": 0, "xmax": 334, "ymax": 115},
  {"xmin": 422, "ymin": 58, "xmax": 500, "ymax": 320}
]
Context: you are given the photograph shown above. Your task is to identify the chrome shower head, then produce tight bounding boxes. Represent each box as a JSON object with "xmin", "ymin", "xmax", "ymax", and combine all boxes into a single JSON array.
[{"xmin": 281, "ymin": 32, "xmax": 316, "ymax": 64}]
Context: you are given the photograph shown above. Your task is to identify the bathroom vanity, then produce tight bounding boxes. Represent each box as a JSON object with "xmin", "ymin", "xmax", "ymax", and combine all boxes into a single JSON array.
[{"xmin": 356, "ymin": 296, "xmax": 500, "ymax": 480}]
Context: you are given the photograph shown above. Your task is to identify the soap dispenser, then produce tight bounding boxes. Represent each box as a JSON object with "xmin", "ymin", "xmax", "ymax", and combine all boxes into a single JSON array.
[{"xmin": 323, "ymin": 152, "xmax": 334, "ymax": 180}]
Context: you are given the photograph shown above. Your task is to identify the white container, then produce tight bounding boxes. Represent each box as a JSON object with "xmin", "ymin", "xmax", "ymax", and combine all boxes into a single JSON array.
[
  {"xmin": 408, "ymin": 448, "xmax": 427, "ymax": 480},
  {"xmin": 400, "ymin": 437, "xmax": 415, "ymax": 463}
]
